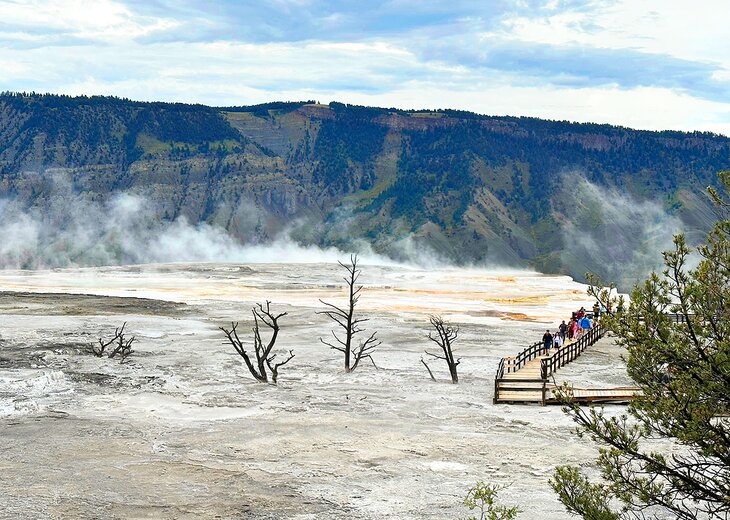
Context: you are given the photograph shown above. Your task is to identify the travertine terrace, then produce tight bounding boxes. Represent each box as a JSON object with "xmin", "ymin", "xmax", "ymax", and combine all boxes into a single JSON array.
[{"xmin": 0, "ymin": 262, "xmax": 632, "ymax": 519}]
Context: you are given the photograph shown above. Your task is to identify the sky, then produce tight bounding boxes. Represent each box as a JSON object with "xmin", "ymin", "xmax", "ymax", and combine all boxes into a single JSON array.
[{"xmin": 1, "ymin": 0, "xmax": 729, "ymax": 134}]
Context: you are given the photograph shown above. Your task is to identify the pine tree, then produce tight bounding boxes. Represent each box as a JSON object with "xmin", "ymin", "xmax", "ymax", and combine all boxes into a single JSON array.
[{"xmin": 551, "ymin": 171, "xmax": 730, "ymax": 519}]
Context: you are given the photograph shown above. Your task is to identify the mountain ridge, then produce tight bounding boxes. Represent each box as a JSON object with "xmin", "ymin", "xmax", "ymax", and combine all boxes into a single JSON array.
[{"xmin": 1, "ymin": 92, "xmax": 729, "ymax": 286}]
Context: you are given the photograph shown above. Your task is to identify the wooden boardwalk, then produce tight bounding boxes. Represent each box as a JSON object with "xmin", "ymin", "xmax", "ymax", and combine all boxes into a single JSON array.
[{"xmin": 494, "ymin": 322, "xmax": 640, "ymax": 405}]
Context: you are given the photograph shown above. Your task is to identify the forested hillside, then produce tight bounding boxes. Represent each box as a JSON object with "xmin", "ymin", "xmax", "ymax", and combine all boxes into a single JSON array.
[{"xmin": 1, "ymin": 92, "xmax": 728, "ymax": 284}]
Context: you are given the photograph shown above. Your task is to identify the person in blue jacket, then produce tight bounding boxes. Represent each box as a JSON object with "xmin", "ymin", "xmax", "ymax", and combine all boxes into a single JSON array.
[{"xmin": 575, "ymin": 316, "xmax": 590, "ymax": 338}]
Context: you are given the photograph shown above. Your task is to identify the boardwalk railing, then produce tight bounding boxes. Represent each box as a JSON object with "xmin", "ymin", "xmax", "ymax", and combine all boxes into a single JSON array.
[
  {"xmin": 540, "ymin": 325, "xmax": 604, "ymax": 380},
  {"xmin": 641, "ymin": 312, "xmax": 693, "ymax": 324},
  {"xmin": 495, "ymin": 340, "xmax": 545, "ymax": 379}
]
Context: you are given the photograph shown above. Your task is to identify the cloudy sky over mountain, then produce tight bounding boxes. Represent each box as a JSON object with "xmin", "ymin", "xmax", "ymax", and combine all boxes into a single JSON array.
[{"xmin": 1, "ymin": 0, "xmax": 729, "ymax": 133}]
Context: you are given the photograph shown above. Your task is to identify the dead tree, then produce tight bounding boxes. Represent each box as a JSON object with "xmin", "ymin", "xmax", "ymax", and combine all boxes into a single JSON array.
[
  {"xmin": 221, "ymin": 301, "xmax": 294, "ymax": 384},
  {"xmin": 89, "ymin": 322, "xmax": 135, "ymax": 362},
  {"xmin": 318, "ymin": 254, "xmax": 381, "ymax": 372},
  {"xmin": 422, "ymin": 315, "xmax": 460, "ymax": 383}
]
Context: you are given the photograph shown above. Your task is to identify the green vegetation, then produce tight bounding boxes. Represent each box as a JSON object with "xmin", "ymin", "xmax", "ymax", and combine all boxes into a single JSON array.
[
  {"xmin": 0, "ymin": 92, "xmax": 242, "ymax": 167},
  {"xmin": 312, "ymin": 109, "xmax": 388, "ymax": 193},
  {"xmin": 220, "ymin": 100, "xmax": 317, "ymax": 118},
  {"xmin": 551, "ymin": 171, "xmax": 730, "ymax": 519},
  {"xmin": 463, "ymin": 482, "xmax": 521, "ymax": 520}
]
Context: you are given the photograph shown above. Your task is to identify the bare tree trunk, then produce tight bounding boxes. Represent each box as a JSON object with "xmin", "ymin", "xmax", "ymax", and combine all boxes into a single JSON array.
[
  {"xmin": 221, "ymin": 301, "xmax": 294, "ymax": 384},
  {"xmin": 422, "ymin": 315, "xmax": 460, "ymax": 383},
  {"xmin": 318, "ymin": 255, "xmax": 381, "ymax": 372}
]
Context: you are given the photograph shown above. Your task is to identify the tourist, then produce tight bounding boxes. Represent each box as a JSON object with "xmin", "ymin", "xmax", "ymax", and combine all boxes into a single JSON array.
[
  {"xmin": 559, "ymin": 320, "xmax": 568, "ymax": 341},
  {"xmin": 553, "ymin": 331, "xmax": 563, "ymax": 351},
  {"xmin": 542, "ymin": 329, "xmax": 553, "ymax": 354},
  {"xmin": 580, "ymin": 315, "xmax": 592, "ymax": 335},
  {"xmin": 569, "ymin": 318, "xmax": 578, "ymax": 340},
  {"xmin": 577, "ymin": 307, "xmax": 585, "ymax": 319},
  {"xmin": 592, "ymin": 302, "xmax": 600, "ymax": 319}
]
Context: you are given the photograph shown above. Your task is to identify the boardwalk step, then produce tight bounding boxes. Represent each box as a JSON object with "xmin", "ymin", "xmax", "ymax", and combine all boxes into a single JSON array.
[
  {"xmin": 497, "ymin": 382, "xmax": 545, "ymax": 390},
  {"xmin": 496, "ymin": 391, "xmax": 544, "ymax": 402},
  {"xmin": 502, "ymin": 371, "xmax": 542, "ymax": 379}
]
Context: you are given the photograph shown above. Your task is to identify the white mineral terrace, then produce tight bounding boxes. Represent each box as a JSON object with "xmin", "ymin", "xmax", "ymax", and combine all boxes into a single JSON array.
[
  {"xmin": 0, "ymin": 262, "xmax": 589, "ymax": 319},
  {"xmin": 0, "ymin": 262, "xmax": 631, "ymax": 519}
]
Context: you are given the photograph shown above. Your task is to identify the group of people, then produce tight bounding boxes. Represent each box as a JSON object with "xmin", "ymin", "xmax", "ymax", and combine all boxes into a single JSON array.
[{"xmin": 540, "ymin": 303, "xmax": 604, "ymax": 354}]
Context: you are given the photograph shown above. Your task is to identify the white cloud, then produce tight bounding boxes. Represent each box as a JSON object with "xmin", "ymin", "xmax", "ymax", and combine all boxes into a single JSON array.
[
  {"xmin": 0, "ymin": 57, "xmax": 32, "ymax": 78},
  {"xmin": 498, "ymin": 0, "xmax": 730, "ymax": 65},
  {"xmin": 0, "ymin": 0, "xmax": 179, "ymax": 41},
  {"xmin": 0, "ymin": 0, "xmax": 729, "ymax": 133},
  {"xmin": 2, "ymin": 34, "xmax": 728, "ymax": 134},
  {"xmin": 0, "ymin": 38, "xmax": 427, "ymax": 98}
]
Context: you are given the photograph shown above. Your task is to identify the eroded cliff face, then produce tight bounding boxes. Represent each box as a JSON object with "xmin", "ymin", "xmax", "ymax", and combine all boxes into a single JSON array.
[{"xmin": 0, "ymin": 94, "xmax": 728, "ymax": 283}]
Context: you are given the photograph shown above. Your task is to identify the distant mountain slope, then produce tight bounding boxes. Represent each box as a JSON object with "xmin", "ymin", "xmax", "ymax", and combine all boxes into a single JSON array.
[{"xmin": 1, "ymin": 92, "xmax": 728, "ymax": 284}]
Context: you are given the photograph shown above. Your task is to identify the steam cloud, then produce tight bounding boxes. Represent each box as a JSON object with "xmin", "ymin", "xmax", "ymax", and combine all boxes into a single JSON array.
[
  {"xmin": 557, "ymin": 175, "xmax": 683, "ymax": 288},
  {"xmin": 0, "ymin": 172, "xmax": 397, "ymax": 269},
  {"xmin": 0, "ymin": 170, "xmax": 685, "ymax": 283}
]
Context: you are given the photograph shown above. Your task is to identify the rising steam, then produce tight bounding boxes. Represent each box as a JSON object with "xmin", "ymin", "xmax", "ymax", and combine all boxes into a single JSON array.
[
  {"xmin": 0, "ymin": 172, "xmax": 395, "ymax": 269},
  {"xmin": 0, "ymin": 171, "xmax": 689, "ymax": 282},
  {"xmin": 556, "ymin": 175, "xmax": 683, "ymax": 288}
]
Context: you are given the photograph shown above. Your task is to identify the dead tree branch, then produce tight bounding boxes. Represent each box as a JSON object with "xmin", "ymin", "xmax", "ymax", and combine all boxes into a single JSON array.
[
  {"xmin": 89, "ymin": 322, "xmax": 135, "ymax": 363},
  {"xmin": 318, "ymin": 254, "xmax": 381, "ymax": 372},
  {"xmin": 221, "ymin": 301, "xmax": 292, "ymax": 384},
  {"xmin": 421, "ymin": 357, "xmax": 437, "ymax": 381}
]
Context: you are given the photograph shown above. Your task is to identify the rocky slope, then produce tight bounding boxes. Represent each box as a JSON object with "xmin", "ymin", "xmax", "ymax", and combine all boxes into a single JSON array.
[{"xmin": 1, "ymin": 93, "xmax": 728, "ymax": 284}]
